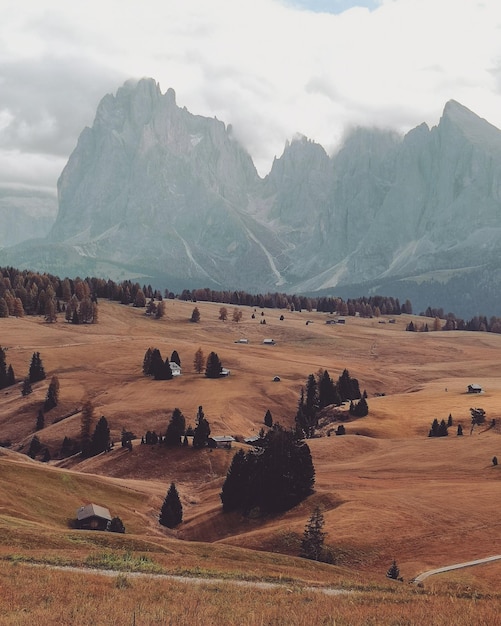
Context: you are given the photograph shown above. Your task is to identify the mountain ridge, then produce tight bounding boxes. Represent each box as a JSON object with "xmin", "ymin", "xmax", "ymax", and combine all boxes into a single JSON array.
[{"xmin": 2, "ymin": 78, "xmax": 501, "ymax": 317}]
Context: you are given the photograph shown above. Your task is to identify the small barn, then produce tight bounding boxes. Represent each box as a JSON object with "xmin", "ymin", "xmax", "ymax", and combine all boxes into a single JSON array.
[
  {"xmin": 467, "ymin": 384, "xmax": 483, "ymax": 394},
  {"xmin": 209, "ymin": 435, "xmax": 235, "ymax": 449},
  {"xmin": 169, "ymin": 362, "xmax": 181, "ymax": 376},
  {"xmin": 76, "ymin": 503, "xmax": 112, "ymax": 530}
]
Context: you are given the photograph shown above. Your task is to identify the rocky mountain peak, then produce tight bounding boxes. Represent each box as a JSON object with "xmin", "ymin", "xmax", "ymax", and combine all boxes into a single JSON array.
[{"xmin": 3, "ymin": 80, "xmax": 501, "ymax": 317}]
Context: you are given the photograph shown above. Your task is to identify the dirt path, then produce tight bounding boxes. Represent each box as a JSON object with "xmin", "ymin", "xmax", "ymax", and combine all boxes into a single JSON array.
[
  {"xmin": 412, "ymin": 555, "xmax": 501, "ymax": 583},
  {"xmin": 27, "ymin": 563, "xmax": 351, "ymax": 596}
]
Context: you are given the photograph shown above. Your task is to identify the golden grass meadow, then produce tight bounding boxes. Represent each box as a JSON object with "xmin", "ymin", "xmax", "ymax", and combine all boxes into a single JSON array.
[{"xmin": 2, "ymin": 298, "xmax": 501, "ymax": 624}]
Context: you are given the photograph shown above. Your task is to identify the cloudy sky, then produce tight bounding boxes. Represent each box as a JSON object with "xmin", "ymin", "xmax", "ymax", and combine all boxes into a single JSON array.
[{"xmin": 2, "ymin": 0, "xmax": 501, "ymax": 198}]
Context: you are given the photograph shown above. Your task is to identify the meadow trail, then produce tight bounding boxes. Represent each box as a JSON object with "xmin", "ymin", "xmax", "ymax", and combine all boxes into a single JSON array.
[
  {"xmin": 24, "ymin": 562, "xmax": 351, "ymax": 596},
  {"xmin": 412, "ymin": 554, "xmax": 501, "ymax": 584}
]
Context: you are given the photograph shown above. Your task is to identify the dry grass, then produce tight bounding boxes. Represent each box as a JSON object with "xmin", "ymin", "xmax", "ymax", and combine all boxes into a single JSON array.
[{"xmin": 2, "ymin": 299, "xmax": 501, "ymax": 622}]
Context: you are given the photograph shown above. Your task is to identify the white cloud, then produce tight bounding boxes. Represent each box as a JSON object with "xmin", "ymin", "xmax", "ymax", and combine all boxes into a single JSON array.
[{"xmin": 2, "ymin": 0, "xmax": 501, "ymax": 183}]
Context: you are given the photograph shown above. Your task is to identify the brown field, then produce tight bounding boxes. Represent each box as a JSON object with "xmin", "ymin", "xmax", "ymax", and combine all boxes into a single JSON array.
[{"xmin": 2, "ymin": 299, "xmax": 501, "ymax": 624}]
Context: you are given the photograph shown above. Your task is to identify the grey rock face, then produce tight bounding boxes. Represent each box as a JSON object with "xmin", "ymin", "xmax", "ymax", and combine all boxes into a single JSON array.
[{"xmin": 3, "ymin": 80, "xmax": 501, "ymax": 316}]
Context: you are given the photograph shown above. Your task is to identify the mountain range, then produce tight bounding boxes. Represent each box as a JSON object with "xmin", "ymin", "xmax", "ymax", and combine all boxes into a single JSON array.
[{"xmin": 2, "ymin": 77, "xmax": 501, "ymax": 318}]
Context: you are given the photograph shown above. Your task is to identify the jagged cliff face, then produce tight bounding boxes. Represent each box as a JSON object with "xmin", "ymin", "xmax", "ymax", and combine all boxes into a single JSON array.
[{"xmin": 4, "ymin": 78, "xmax": 501, "ymax": 315}]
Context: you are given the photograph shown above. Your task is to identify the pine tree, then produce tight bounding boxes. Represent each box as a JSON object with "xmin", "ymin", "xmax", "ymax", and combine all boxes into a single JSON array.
[
  {"xmin": 28, "ymin": 435, "xmax": 41, "ymax": 459},
  {"xmin": 192, "ymin": 406, "xmax": 211, "ymax": 448},
  {"xmin": 170, "ymin": 350, "xmax": 181, "ymax": 367},
  {"xmin": 90, "ymin": 415, "xmax": 111, "ymax": 456},
  {"xmin": 0, "ymin": 346, "xmax": 7, "ymax": 389},
  {"xmin": 44, "ymin": 375, "xmax": 60, "ymax": 411},
  {"xmin": 21, "ymin": 377, "xmax": 32, "ymax": 396},
  {"xmin": 386, "ymin": 559, "xmax": 401, "ymax": 580},
  {"xmin": 304, "ymin": 374, "xmax": 319, "ymax": 438},
  {"xmin": 220, "ymin": 449, "xmax": 248, "ymax": 512},
  {"xmin": 190, "ymin": 307, "xmax": 200, "ymax": 323},
  {"xmin": 301, "ymin": 507, "xmax": 326, "ymax": 561},
  {"xmin": 80, "ymin": 400, "xmax": 95, "ymax": 457},
  {"xmin": 205, "ymin": 351, "xmax": 223, "ymax": 378},
  {"xmin": 193, "ymin": 347, "xmax": 204, "ymax": 374},
  {"xmin": 164, "ymin": 408, "xmax": 186, "ymax": 446},
  {"xmin": 142, "ymin": 347, "xmax": 153, "ymax": 375},
  {"xmin": 6, "ymin": 365, "xmax": 15, "ymax": 387},
  {"xmin": 109, "ymin": 517, "xmax": 126, "ymax": 533},
  {"xmin": 264, "ymin": 409, "xmax": 273, "ymax": 428},
  {"xmin": 428, "ymin": 418, "xmax": 440, "ymax": 437},
  {"xmin": 148, "ymin": 348, "xmax": 172, "ymax": 380},
  {"xmin": 349, "ymin": 396, "xmax": 369, "ymax": 417},
  {"xmin": 159, "ymin": 483, "xmax": 183, "ymax": 528},
  {"xmin": 28, "ymin": 352, "xmax": 46, "ymax": 383},
  {"xmin": 35, "ymin": 409, "xmax": 45, "ymax": 431}
]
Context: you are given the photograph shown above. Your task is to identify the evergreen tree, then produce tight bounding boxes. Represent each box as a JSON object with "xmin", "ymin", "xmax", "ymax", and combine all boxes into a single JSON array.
[
  {"xmin": 438, "ymin": 419, "xmax": 448, "ymax": 437},
  {"xmin": 142, "ymin": 347, "xmax": 153, "ymax": 375},
  {"xmin": 428, "ymin": 418, "xmax": 440, "ymax": 437},
  {"xmin": 164, "ymin": 408, "xmax": 186, "ymax": 446},
  {"xmin": 44, "ymin": 375, "xmax": 60, "ymax": 411},
  {"xmin": 220, "ymin": 449, "xmax": 248, "ymax": 512},
  {"xmin": 159, "ymin": 483, "xmax": 183, "ymax": 528},
  {"xmin": 205, "ymin": 351, "xmax": 223, "ymax": 378},
  {"xmin": 264, "ymin": 409, "xmax": 273, "ymax": 428},
  {"xmin": 35, "ymin": 409, "xmax": 45, "ymax": 431},
  {"xmin": 349, "ymin": 396, "xmax": 369, "ymax": 417},
  {"xmin": 41, "ymin": 448, "xmax": 51, "ymax": 463},
  {"xmin": 190, "ymin": 307, "xmax": 200, "ymax": 323},
  {"xmin": 457, "ymin": 424, "xmax": 463, "ymax": 436},
  {"xmin": 121, "ymin": 428, "xmax": 134, "ymax": 450},
  {"xmin": 301, "ymin": 507, "xmax": 326, "ymax": 561},
  {"xmin": 161, "ymin": 358, "xmax": 173, "ymax": 380},
  {"xmin": 193, "ymin": 347, "xmax": 205, "ymax": 374},
  {"xmin": 28, "ymin": 352, "xmax": 46, "ymax": 383},
  {"xmin": 303, "ymin": 374, "xmax": 319, "ymax": 438},
  {"xmin": 109, "ymin": 517, "xmax": 126, "ymax": 533},
  {"xmin": 294, "ymin": 388, "xmax": 307, "ymax": 438},
  {"xmin": 90, "ymin": 415, "xmax": 111, "ymax": 456},
  {"xmin": 0, "ymin": 346, "xmax": 8, "ymax": 389},
  {"xmin": 80, "ymin": 400, "xmax": 95, "ymax": 457},
  {"xmin": 170, "ymin": 350, "xmax": 181, "ymax": 367},
  {"xmin": 387, "ymin": 560, "xmax": 401, "ymax": 580},
  {"xmin": 148, "ymin": 349, "xmax": 172, "ymax": 380},
  {"xmin": 192, "ymin": 406, "xmax": 211, "ymax": 448},
  {"xmin": 28, "ymin": 435, "xmax": 41, "ymax": 459},
  {"xmin": 21, "ymin": 377, "xmax": 32, "ymax": 396},
  {"xmin": 6, "ymin": 365, "xmax": 15, "ymax": 387}
]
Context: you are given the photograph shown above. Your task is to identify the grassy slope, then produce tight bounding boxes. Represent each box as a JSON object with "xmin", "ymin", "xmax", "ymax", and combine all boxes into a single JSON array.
[{"xmin": 2, "ymin": 299, "xmax": 501, "ymax": 590}]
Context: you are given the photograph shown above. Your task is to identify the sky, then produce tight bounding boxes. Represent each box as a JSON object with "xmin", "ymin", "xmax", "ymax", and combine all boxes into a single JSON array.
[{"xmin": 2, "ymin": 0, "xmax": 501, "ymax": 198}]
